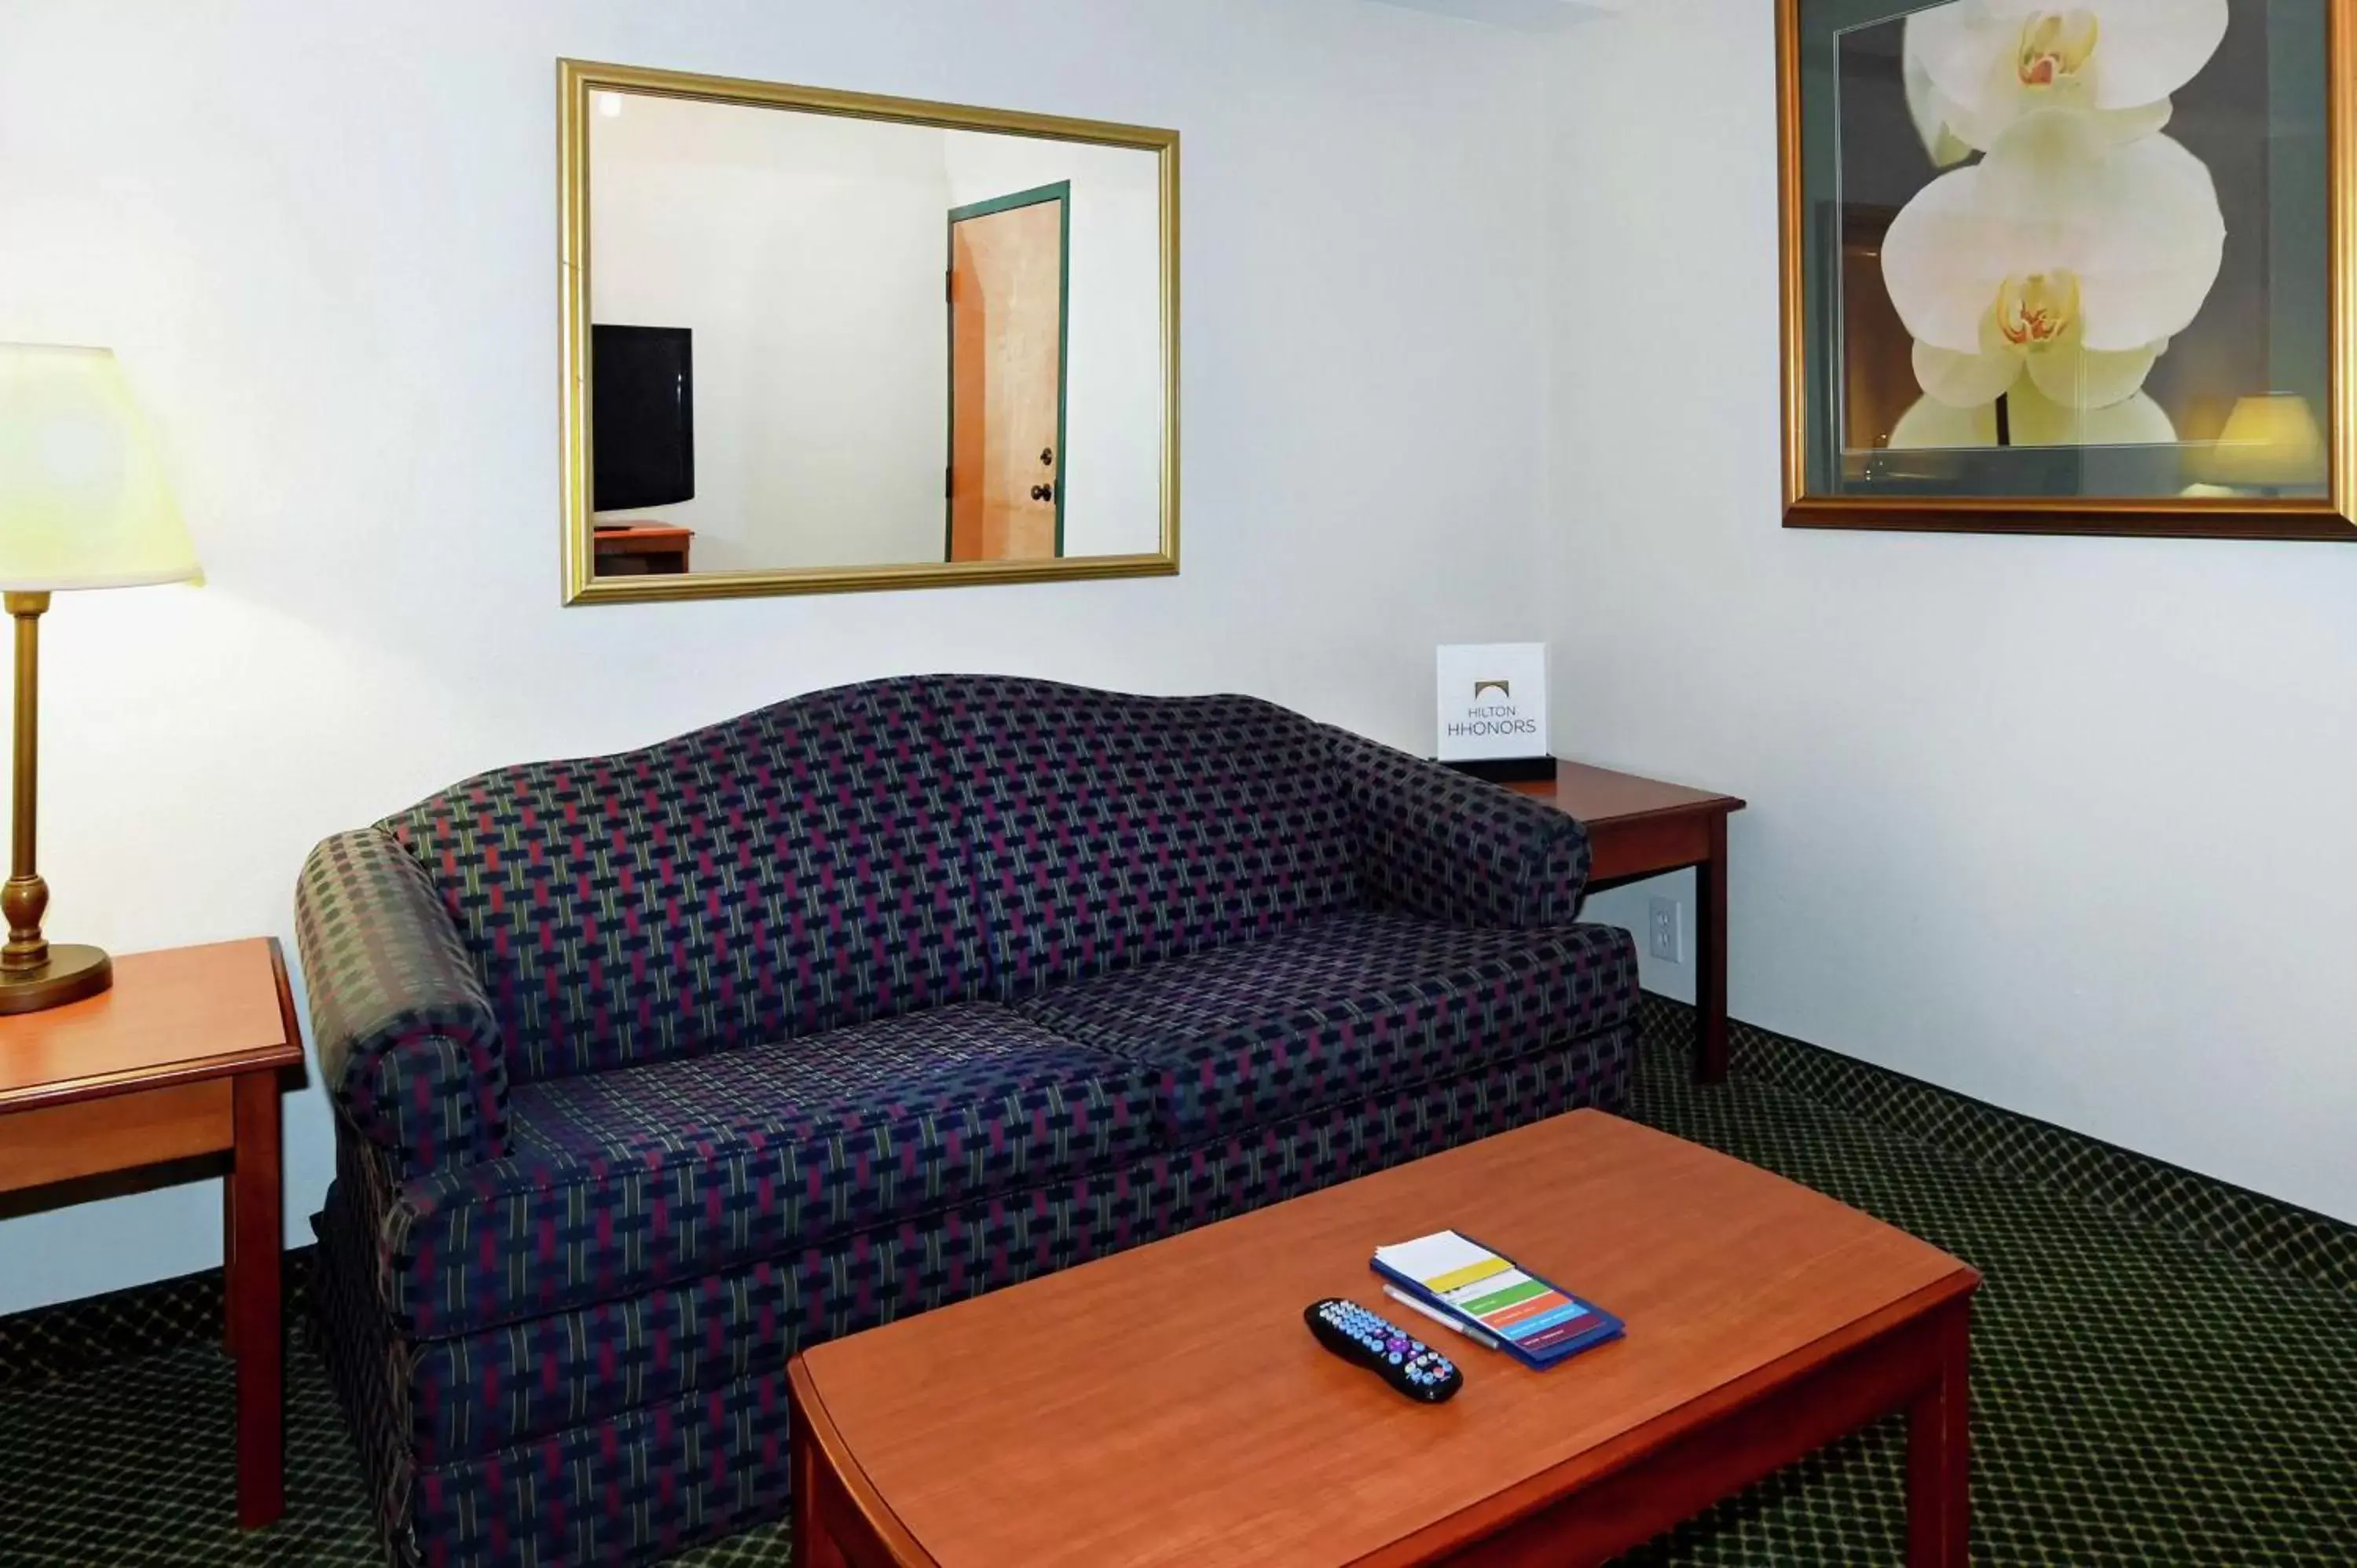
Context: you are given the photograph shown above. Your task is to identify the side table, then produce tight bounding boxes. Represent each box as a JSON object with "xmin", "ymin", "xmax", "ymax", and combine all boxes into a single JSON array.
[
  {"xmin": 1511, "ymin": 762, "xmax": 1747, "ymax": 1083},
  {"xmin": 0, "ymin": 937, "xmax": 303, "ymax": 1528}
]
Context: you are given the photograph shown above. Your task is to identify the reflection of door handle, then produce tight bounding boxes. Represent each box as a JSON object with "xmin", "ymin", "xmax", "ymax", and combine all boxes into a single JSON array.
[
  {"xmin": 1032, "ymin": 484, "xmax": 1055, "ymax": 502},
  {"xmin": 1040, "ymin": 447, "xmax": 1055, "ymax": 466}
]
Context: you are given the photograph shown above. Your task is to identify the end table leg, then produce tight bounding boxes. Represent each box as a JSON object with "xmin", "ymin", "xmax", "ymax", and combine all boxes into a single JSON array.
[
  {"xmin": 1905, "ymin": 1299, "xmax": 1972, "ymax": 1566},
  {"xmin": 1694, "ymin": 812, "xmax": 1730, "ymax": 1083},
  {"xmin": 222, "ymin": 1174, "xmax": 238, "ymax": 1359},
  {"xmin": 229, "ymin": 1071, "xmax": 285, "ymax": 1530}
]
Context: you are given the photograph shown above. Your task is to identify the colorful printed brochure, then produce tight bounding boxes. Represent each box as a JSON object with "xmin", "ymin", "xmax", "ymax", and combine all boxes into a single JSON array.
[{"xmin": 1371, "ymin": 1229, "xmax": 1624, "ymax": 1369}]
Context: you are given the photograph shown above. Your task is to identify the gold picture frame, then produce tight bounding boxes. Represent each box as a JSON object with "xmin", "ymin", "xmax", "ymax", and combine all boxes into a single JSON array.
[
  {"xmin": 557, "ymin": 59, "xmax": 1182, "ymax": 603},
  {"xmin": 1776, "ymin": 1, "xmax": 2357, "ymax": 540}
]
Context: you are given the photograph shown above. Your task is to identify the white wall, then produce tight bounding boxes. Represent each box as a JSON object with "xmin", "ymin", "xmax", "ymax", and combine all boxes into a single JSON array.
[
  {"xmin": 590, "ymin": 102, "xmax": 1164, "ymax": 569},
  {"xmin": 1544, "ymin": 0, "xmax": 2357, "ymax": 1223},
  {"xmin": 591, "ymin": 97, "xmax": 951, "ymax": 571},
  {"xmin": 0, "ymin": 0, "xmax": 1550, "ymax": 1313},
  {"xmin": 941, "ymin": 133, "xmax": 1165, "ymax": 558}
]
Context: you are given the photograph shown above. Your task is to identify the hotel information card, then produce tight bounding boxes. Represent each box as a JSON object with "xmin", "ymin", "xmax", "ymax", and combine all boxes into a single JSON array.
[
  {"xmin": 1372, "ymin": 1229, "xmax": 1623, "ymax": 1368},
  {"xmin": 1435, "ymin": 643, "xmax": 1549, "ymax": 762}
]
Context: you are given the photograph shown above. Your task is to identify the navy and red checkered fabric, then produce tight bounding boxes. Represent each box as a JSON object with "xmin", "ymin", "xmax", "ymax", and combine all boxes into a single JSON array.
[
  {"xmin": 1328, "ymin": 724, "xmax": 1592, "ymax": 929},
  {"xmin": 296, "ymin": 829, "xmax": 511, "ymax": 1174},
  {"xmin": 930, "ymin": 676, "xmax": 1365, "ymax": 993},
  {"xmin": 315, "ymin": 1025, "xmax": 1633, "ymax": 1566},
  {"xmin": 296, "ymin": 675, "xmax": 1643, "ymax": 1568},
  {"xmin": 1017, "ymin": 909, "xmax": 1637, "ymax": 1138},
  {"xmin": 383, "ymin": 1004, "xmax": 1160, "ymax": 1337},
  {"xmin": 379, "ymin": 678, "xmax": 990, "ymax": 1086}
]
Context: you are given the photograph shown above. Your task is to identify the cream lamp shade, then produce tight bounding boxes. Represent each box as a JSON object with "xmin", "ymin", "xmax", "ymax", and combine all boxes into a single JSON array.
[
  {"xmin": 0, "ymin": 343, "xmax": 200, "ymax": 590},
  {"xmin": 0, "ymin": 343, "xmax": 198, "ymax": 1014},
  {"xmin": 2198, "ymin": 392, "xmax": 2327, "ymax": 490}
]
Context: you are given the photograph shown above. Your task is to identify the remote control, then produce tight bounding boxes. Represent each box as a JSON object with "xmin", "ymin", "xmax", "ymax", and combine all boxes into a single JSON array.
[{"xmin": 1305, "ymin": 1298, "xmax": 1464, "ymax": 1403}]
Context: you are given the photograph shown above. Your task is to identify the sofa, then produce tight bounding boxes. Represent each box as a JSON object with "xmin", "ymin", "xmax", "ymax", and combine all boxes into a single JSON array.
[{"xmin": 296, "ymin": 674, "xmax": 1641, "ymax": 1567}]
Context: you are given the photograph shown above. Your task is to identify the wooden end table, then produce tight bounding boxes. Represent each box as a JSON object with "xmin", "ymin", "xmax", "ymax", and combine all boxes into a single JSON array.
[
  {"xmin": 789, "ymin": 1109, "xmax": 1977, "ymax": 1567},
  {"xmin": 0, "ymin": 938, "xmax": 303, "ymax": 1529},
  {"xmin": 1510, "ymin": 762, "xmax": 1747, "ymax": 1083}
]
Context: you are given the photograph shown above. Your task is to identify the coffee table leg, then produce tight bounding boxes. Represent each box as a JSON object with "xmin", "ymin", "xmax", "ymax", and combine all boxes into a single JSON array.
[
  {"xmin": 230, "ymin": 1071, "xmax": 285, "ymax": 1530},
  {"xmin": 1905, "ymin": 1299, "xmax": 1971, "ymax": 1566},
  {"xmin": 793, "ymin": 1411, "xmax": 851, "ymax": 1568},
  {"xmin": 1694, "ymin": 813, "xmax": 1730, "ymax": 1083}
]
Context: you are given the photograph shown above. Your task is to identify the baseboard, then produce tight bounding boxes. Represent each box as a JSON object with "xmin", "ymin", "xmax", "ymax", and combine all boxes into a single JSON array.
[
  {"xmin": 0, "ymin": 1245, "xmax": 317, "ymax": 1392},
  {"xmin": 1640, "ymin": 991, "xmax": 2357, "ymax": 1295}
]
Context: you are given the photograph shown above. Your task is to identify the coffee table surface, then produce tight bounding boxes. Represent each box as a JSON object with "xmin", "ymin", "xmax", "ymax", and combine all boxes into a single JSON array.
[{"xmin": 794, "ymin": 1110, "xmax": 1975, "ymax": 1567}]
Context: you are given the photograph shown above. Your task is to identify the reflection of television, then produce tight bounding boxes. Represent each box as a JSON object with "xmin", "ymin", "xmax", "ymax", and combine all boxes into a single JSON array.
[{"xmin": 592, "ymin": 324, "xmax": 694, "ymax": 511}]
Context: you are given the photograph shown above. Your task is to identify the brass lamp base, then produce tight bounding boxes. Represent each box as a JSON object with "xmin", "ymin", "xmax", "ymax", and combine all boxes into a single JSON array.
[{"xmin": 0, "ymin": 943, "xmax": 112, "ymax": 1014}]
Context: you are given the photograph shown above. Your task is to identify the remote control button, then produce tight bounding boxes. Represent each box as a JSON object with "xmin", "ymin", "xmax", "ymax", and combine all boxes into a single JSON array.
[{"xmin": 1304, "ymin": 1299, "xmax": 1462, "ymax": 1405}]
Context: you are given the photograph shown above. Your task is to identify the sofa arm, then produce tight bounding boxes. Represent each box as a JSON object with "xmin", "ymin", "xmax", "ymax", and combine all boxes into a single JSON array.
[
  {"xmin": 295, "ymin": 828, "xmax": 509, "ymax": 1174},
  {"xmin": 1325, "ymin": 726, "xmax": 1591, "ymax": 928}
]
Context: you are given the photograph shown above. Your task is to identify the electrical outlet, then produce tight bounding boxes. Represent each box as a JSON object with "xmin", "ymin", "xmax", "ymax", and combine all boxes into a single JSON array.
[{"xmin": 1648, "ymin": 896, "xmax": 1684, "ymax": 963}]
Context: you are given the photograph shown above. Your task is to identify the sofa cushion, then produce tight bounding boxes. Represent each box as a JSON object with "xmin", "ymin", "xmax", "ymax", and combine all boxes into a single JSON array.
[
  {"xmin": 375, "ymin": 1031, "xmax": 1634, "ymax": 1467},
  {"xmin": 380, "ymin": 1003, "xmax": 1160, "ymax": 1336},
  {"xmin": 927, "ymin": 676, "xmax": 1363, "ymax": 995},
  {"xmin": 1015, "ymin": 910, "xmax": 1640, "ymax": 1138},
  {"xmin": 383, "ymin": 678, "xmax": 988, "ymax": 1084},
  {"xmin": 325, "ymin": 1020, "xmax": 1637, "ymax": 1559}
]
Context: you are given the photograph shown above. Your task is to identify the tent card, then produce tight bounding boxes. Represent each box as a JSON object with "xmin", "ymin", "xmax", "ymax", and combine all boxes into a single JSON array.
[{"xmin": 1435, "ymin": 643, "xmax": 1548, "ymax": 762}]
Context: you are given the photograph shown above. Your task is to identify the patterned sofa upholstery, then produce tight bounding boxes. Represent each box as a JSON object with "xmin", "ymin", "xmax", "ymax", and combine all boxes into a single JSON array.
[{"xmin": 297, "ymin": 675, "xmax": 1641, "ymax": 1567}]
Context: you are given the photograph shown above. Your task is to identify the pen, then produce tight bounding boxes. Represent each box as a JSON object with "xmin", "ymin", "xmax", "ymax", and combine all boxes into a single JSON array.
[{"xmin": 1382, "ymin": 1284, "xmax": 1501, "ymax": 1350}]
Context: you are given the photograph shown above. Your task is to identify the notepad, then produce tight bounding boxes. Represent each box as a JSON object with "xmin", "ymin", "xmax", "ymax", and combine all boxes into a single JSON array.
[{"xmin": 1372, "ymin": 1230, "xmax": 1623, "ymax": 1368}]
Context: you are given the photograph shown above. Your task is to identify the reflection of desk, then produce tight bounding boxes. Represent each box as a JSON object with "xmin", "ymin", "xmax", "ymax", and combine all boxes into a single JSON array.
[{"xmin": 593, "ymin": 522, "xmax": 693, "ymax": 575}]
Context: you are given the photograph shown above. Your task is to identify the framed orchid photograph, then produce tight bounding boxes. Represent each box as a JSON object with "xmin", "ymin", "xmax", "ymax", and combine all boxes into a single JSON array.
[{"xmin": 1778, "ymin": 0, "xmax": 2357, "ymax": 539}]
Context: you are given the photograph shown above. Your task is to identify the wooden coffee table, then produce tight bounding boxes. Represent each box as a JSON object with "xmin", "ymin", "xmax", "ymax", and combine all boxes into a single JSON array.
[{"xmin": 789, "ymin": 1111, "xmax": 1978, "ymax": 1567}]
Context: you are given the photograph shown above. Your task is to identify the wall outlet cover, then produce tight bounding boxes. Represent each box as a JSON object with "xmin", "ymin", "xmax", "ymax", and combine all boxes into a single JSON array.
[{"xmin": 1648, "ymin": 896, "xmax": 1683, "ymax": 963}]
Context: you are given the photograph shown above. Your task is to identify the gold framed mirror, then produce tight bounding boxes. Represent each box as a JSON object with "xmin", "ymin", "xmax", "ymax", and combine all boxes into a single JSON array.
[{"xmin": 558, "ymin": 60, "xmax": 1179, "ymax": 604}]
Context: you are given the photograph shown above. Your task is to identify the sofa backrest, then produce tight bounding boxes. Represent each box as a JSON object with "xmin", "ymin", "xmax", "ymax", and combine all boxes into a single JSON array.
[
  {"xmin": 383, "ymin": 675, "xmax": 1365, "ymax": 1082},
  {"xmin": 929, "ymin": 676, "xmax": 1363, "ymax": 995},
  {"xmin": 383, "ymin": 677, "xmax": 990, "ymax": 1083}
]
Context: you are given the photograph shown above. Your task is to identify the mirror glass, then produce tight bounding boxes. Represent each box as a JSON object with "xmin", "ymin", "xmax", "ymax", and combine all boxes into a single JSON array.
[{"xmin": 564, "ymin": 68, "xmax": 1177, "ymax": 600}]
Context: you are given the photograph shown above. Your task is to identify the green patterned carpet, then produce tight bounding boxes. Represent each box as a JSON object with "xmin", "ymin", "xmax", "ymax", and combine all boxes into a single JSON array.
[{"xmin": 2, "ymin": 1020, "xmax": 2352, "ymax": 1566}]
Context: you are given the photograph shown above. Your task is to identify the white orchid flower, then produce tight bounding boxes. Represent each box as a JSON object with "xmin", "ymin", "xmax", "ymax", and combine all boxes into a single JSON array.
[
  {"xmin": 1881, "ymin": 108, "xmax": 2223, "ymax": 412},
  {"xmin": 1903, "ymin": 0, "xmax": 2227, "ymax": 160},
  {"xmin": 1904, "ymin": 45, "xmax": 1978, "ymax": 170},
  {"xmin": 1890, "ymin": 380, "xmax": 2176, "ymax": 449}
]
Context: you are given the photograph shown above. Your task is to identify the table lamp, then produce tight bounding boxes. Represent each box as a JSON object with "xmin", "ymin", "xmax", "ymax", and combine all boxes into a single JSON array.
[
  {"xmin": 0, "ymin": 344, "xmax": 200, "ymax": 1012},
  {"xmin": 2198, "ymin": 393, "xmax": 2326, "ymax": 494}
]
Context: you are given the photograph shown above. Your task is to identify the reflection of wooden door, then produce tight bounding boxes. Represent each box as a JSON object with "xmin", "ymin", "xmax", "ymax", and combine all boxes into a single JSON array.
[
  {"xmin": 1840, "ymin": 204, "xmax": 1915, "ymax": 455},
  {"xmin": 948, "ymin": 182, "xmax": 1069, "ymax": 562}
]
